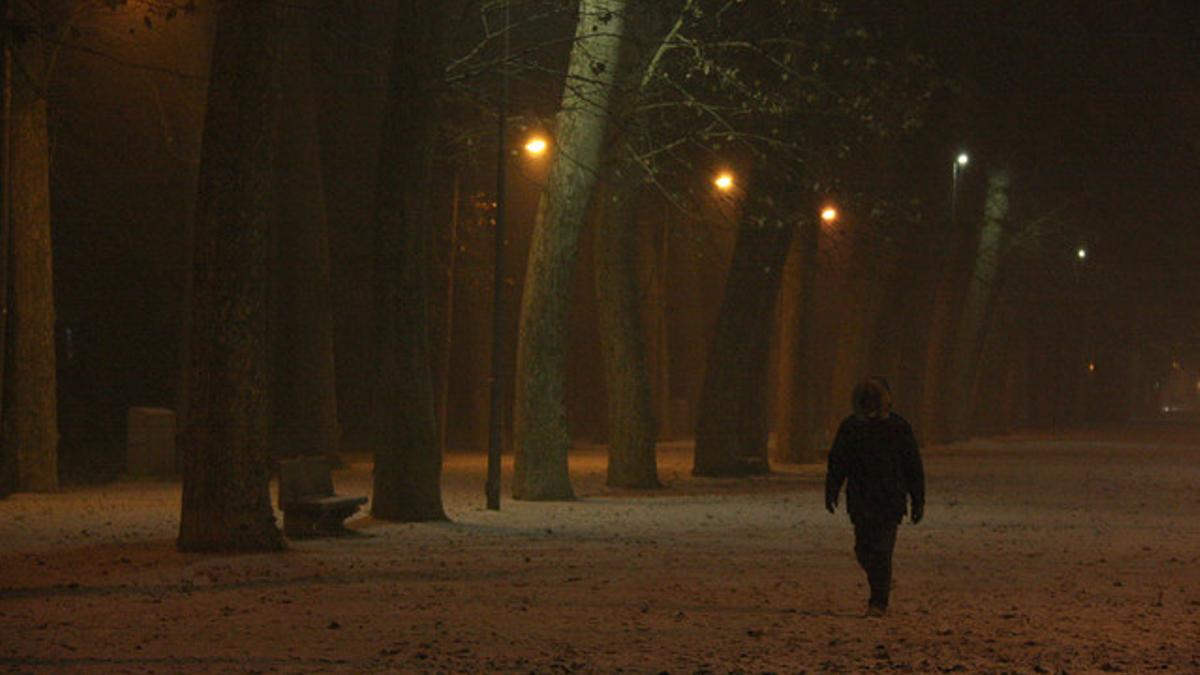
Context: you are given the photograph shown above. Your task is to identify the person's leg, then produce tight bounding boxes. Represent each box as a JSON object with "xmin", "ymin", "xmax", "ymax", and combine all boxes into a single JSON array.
[{"xmin": 854, "ymin": 520, "xmax": 897, "ymax": 612}]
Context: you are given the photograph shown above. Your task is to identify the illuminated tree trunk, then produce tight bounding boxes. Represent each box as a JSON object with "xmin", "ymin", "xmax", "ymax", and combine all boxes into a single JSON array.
[
  {"xmin": 594, "ymin": 165, "xmax": 658, "ymax": 488},
  {"xmin": 369, "ymin": 0, "xmax": 445, "ymax": 521},
  {"xmin": 945, "ymin": 166, "xmax": 1010, "ymax": 441},
  {"xmin": 178, "ymin": 0, "xmax": 287, "ymax": 552},
  {"xmin": 269, "ymin": 19, "xmax": 340, "ymax": 463},
  {"xmin": 513, "ymin": 0, "xmax": 627, "ymax": 500},
  {"xmin": 2, "ymin": 3, "xmax": 57, "ymax": 493},
  {"xmin": 695, "ymin": 191, "xmax": 794, "ymax": 476},
  {"xmin": 827, "ymin": 233, "xmax": 895, "ymax": 433},
  {"xmin": 775, "ymin": 221, "xmax": 820, "ymax": 464}
]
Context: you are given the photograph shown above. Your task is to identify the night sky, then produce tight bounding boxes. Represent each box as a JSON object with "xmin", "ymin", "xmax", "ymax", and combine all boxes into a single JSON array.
[{"xmin": 924, "ymin": 1, "xmax": 1200, "ymax": 357}]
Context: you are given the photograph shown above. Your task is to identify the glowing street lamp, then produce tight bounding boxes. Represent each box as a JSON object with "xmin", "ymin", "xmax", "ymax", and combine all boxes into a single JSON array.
[
  {"xmin": 1076, "ymin": 246, "xmax": 1088, "ymax": 260},
  {"xmin": 713, "ymin": 171, "xmax": 735, "ymax": 192},
  {"xmin": 952, "ymin": 150, "xmax": 969, "ymax": 222},
  {"xmin": 820, "ymin": 205, "xmax": 839, "ymax": 223},
  {"xmin": 524, "ymin": 136, "xmax": 548, "ymax": 157}
]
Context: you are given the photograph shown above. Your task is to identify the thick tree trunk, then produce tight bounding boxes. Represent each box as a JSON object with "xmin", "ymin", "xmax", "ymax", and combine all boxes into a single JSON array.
[
  {"xmin": 310, "ymin": 1, "xmax": 394, "ymax": 451},
  {"xmin": 827, "ymin": 234, "xmax": 896, "ymax": 432},
  {"xmin": 774, "ymin": 220, "xmax": 820, "ymax": 464},
  {"xmin": 917, "ymin": 210, "xmax": 977, "ymax": 445},
  {"xmin": 944, "ymin": 166, "xmax": 1010, "ymax": 441},
  {"xmin": 594, "ymin": 165, "xmax": 658, "ymax": 488},
  {"xmin": 268, "ymin": 18, "xmax": 340, "ymax": 463},
  {"xmin": 513, "ymin": 0, "xmax": 627, "ymax": 501},
  {"xmin": 2, "ymin": 10, "xmax": 57, "ymax": 493},
  {"xmin": 694, "ymin": 192, "xmax": 794, "ymax": 476},
  {"xmin": 178, "ymin": 0, "xmax": 287, "ymax": 553},
  {"xmin": 369, "ymin": 0, "xmax": 445, "ymax": 521}
]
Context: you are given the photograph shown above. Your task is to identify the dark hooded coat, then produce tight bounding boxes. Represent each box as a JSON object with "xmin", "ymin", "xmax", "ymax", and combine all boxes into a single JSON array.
[{"xmin": 825, "ymin": 412, "xmax": 925, "ymax": 525}]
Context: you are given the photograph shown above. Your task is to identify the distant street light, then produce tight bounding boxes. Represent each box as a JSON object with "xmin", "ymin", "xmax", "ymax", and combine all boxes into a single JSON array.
[
  {"xmin": 820, "ymin": 206, "xmax": 839, "ymax": 223},
  {"xmin": 1076, "ymin": 246, "xmax": 1088, "ymax": 260},
  {"xmin": 524, "ymin": 136, "xmax": 548, "ymax": 157},
  {"xmin": 952, "ymin": 150, "xmax": 969, "ymax": 223},
  {"xmin": 714, "ymin": 171, "xmax": 735, "ymax": 192}
]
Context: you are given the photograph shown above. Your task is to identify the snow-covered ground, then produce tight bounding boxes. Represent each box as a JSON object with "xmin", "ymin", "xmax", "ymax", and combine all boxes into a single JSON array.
[{"xmin": 2, "ymin": 425, "xmax": 1198, "ymax": 673}]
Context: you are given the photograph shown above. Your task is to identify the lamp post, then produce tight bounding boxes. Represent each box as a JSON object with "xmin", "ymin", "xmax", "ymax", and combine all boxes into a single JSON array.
[{"xmin": 952, "ymin": 151, "xmax": 969, "ymax": 223}]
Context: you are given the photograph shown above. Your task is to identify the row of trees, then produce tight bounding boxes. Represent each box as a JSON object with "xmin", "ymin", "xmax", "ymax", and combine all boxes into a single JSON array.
[{"xmin": 0, "ymin": 1, "xmax": 1135, "ymax": 551}]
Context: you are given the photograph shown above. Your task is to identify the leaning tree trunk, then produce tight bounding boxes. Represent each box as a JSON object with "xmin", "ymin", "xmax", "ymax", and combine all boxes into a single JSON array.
[
  {"xmin": 774, "ymin": 220, "xmax": 820, "ymax": 464},
  {"xmin": 945, "ymin": 166, "xmax": 1010, "ymax": 441},
  {"xmin": 268, "ymin": 17, "xmax": 340, "ymax": 463},
  {"xmin": 513, "ymin": 0, "xmax": 627, "ymax": 501},
  {"xmin": 177, "ymin": 0, "xmax": 287, "ymax": 553},
  {"xmin": 827, "ymin": 231, "xmax": 896, "ymax": 432},
  {"xmin": 2, "ymin": 6, "xmax": 57, "ymax": 493},
  {"xmin": 369, "ymin": 0, "xmax": 445, "ymax": 521},
  {"xmin": 694, "ymin": 191, "xmax": 795, "ymax": 476},
  {"xmin": 594, "ymin": 164, "xmax": 658, "ymax": 488}
]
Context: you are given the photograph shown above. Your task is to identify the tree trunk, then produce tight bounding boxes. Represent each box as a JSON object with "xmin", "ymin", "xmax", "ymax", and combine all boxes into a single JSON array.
[
  {"xmin": 2, "ymin": 6, "xmax": 57, "ymax": 493},
  {"xmin": 310, "ymin": 1, "xmax": 394, "ymax": 452},
  {"xmin": 827, "ymin": 233, "xmax": 896, "ymax": 433},
  {"xmin": 594, "ymin": 165, "xmax": 658, "ymax": 488},
  {"xmin": 774, "ymin": 220, "xmax": 820, "ymax": 464},
  {"xmin": 945, "ymin": 166, "xmax": 1010, "ymax": 441},
  {"xmin": 0, "ymin": 18, "xmax": 14, "ymax": 498},
  {"xmin": 268, "ymin": 17, "xmax": 340, "ymax": 463},
  {"xmin": 513, "ymin": 0, "xmax": 627, "ymax": 501},
  {"xmin": 178, "ymin": 0, "xmax": 287, "ymax": 553},
  {"xmin": 369, "ymin": 0, "xmax": 445, "ymax": 521},
  {"xmin": 695, "ymin": 192, "xmax": 794, "ymax": 476},
  {"xmin": 917, "ymin": 210, "xmax": 976, "ymax": 445}
]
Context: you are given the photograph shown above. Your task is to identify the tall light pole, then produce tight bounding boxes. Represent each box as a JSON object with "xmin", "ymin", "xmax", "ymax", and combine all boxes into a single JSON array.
[
  {"xmin": 952, "ymin": 151, "xmax": 969, "ymax": 223},
  {"xmin": 485, "ymin": 0, "xmax": 511, "ymax": 511}
]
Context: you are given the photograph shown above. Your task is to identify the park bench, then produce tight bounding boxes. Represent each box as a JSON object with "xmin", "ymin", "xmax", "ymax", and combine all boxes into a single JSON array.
[{"xmin": 277, "ymin": 456, "xmax": 368, "ymax": 538}]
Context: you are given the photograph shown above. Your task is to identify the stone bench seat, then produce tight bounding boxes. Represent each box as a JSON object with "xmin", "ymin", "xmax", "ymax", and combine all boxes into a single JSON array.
[{"xmin": 277, "ymin": 457, "xmax": 368, "ymax": 538}]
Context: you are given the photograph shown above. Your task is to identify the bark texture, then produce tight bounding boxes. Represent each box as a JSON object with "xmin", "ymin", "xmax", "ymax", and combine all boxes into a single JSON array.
[
  {"xmin": 269, "ymin": 18, "xmax": 340, "ymax": 462},
  {"xmin": 3, "ymin": 5, "xmax": 57, "ymax": 493},
  {"xmin": 177, "ymin": 0, "xmax": 287, "ymax": 553},
  {"xmin": 594, "ymin": 166, "xmax": 658, "ymax": 488},
  {"xmin": 369, "ymin": 0, "xmax": 445, "ymax": 521},
  {"xmin": 945, "ymin": 167, "xmax": 1010, "ymax": 441},
  {"xmin": 513, "ymin": 0, "xmax": 627, "ymax": 500},
  {"xmin": 694, "ymin": 193, "xmax": 795, "ymax": 476}
]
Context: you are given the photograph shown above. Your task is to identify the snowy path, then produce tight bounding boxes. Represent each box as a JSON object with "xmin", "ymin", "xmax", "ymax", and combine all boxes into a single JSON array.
[{"xmin": 1, "ymin": 425, "xmax": 1198, "ymax": 672}]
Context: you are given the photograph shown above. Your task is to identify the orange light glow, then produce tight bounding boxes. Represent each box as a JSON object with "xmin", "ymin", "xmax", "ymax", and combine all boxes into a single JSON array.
[
  {"xmin": 820, "ymin": 206, "xmax": 839, "ymax": 223},
  {"xmin": 714, "ymin": 172, "xmax": 735, "ymax": 191},
  {"xmin": 524, "ymin": 137, "xmax": 548, "ymax": 156}
]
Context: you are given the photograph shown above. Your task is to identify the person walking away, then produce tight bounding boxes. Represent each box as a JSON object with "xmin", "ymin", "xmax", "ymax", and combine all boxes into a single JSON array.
[{"xmin": 825, "ymin": 377, "xmax": 925, "ymax": 616}]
